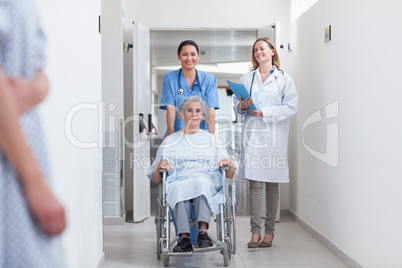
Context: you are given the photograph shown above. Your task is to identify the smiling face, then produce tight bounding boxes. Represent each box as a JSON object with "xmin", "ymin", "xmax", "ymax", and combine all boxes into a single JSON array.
[
  {"xmin": 177, "ymin": 45, "xmax": 199, "ymax": 70},
  {"xmin": 253, "ymin": 40, "xmax": 274, "ymax": 65},
  {"xmin": 183, "ymin": 101, "xmax": 203, "ymax": 128}
]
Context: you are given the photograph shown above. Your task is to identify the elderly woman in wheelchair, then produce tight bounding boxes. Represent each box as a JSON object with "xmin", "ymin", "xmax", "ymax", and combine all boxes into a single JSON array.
[{"xmin": 147, "ymin": 96, "xmax": 235, "ymax": 255}]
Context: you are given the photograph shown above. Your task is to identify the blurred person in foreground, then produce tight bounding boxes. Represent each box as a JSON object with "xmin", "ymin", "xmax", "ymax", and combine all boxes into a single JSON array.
[{"xmin": 0, "ymin": 0, "xmax": 66, "ymax": 267}]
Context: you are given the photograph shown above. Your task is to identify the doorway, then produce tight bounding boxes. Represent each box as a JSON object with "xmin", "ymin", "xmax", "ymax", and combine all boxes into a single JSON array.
[{"xmin": 147, "ymin": 29, "xmax": 258, "ymax": 216}]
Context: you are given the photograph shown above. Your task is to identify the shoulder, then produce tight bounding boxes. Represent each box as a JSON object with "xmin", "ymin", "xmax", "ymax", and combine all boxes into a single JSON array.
[
  {"xmin": 163, "ymin": 131, "xmax": 181, "ymax": 143},
  {"xmin": 198, "ymin": 70, "xmax": 216, "ymax": 82},
  {"xmin": 195, "ymin": 130, "xmax": 213, "ymax": 140},
  {"xmin": 164, "ymin": 69, "xmax": 180, "ymax": 80},
  {"xmin": 197, "ymin": 130, "xmax": 221, "ymax": 143},
  {"xmin": 240, "ymin": 70, "xmax": 255, "ymax": 82}
]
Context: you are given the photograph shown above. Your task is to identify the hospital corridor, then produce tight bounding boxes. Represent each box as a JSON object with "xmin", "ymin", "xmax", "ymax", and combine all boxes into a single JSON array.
[
  {"xmin": 100, "ymin": 180, "xmax": 348, "ymax": 268},
  {"xmin": 20, "ymin": 0, "xmax": 402, "ymax": 267}
]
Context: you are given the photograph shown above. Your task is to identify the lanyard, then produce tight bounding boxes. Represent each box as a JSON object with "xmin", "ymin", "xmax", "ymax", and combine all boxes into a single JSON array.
[
  {"xmin": 178, "ymin": 69, "xmax": 204, "ymax": 100},
  {"xmin": 250, "ymin": 72, "xmax": 256, "ymax": 97}
]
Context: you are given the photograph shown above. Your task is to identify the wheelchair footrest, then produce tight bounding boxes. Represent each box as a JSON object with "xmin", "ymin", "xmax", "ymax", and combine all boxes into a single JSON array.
[{"xmin": 164, "ymin": 251, "xmax": 194, "ymax": 257}]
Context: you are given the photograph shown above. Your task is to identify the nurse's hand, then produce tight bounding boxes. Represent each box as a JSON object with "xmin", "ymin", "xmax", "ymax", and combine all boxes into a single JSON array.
[
  {"xmin": 248, "ymin": 108, "xmax": 263, "ymax": 117},
  {"xmin": 239, "ymin": 95, "xmax": 253, "ymax": 110}
]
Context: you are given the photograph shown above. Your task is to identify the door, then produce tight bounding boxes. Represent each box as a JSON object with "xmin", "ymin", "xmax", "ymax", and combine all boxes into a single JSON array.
[{"xmin": 131, "ymin": 22, "xmax": 151, "ymax": 222}]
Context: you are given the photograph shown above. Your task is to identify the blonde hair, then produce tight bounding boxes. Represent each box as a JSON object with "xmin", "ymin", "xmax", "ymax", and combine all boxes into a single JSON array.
[{"xmin": 250, "ymin": 37, "xmax": 280, "ymax": 71}]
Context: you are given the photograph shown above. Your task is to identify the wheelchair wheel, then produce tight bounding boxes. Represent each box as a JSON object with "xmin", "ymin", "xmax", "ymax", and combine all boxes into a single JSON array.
[
  {"xmin": 161, "ymin": 240, "xmax": 169, "ymax": 267},
  {"xmin": 156, "ymin": 188, "xmax": 164, "ymax": 259},
  {"xmin": 221, "ymin": 240, "xmax": 229, "ymax": 266},
  {"xmin": 156, "ymin": 220, "xmax": 162, "ymax": 259},
  {"xmin": 227, "ymin": 184, "xmax": 236, "ymax": 255}
]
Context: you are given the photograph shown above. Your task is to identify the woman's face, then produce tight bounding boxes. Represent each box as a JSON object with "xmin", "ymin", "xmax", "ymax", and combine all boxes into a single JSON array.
[
  {"xmin": 183, "ymin": 101, "xmax": 203, "ymax": 127},
  {"xmin": 253, "ymin": 40, "xmax": 274, "ymax": 65},
  {"xmin": 177, "ymin": 45, "xmax": 199, "ymax": 70}
]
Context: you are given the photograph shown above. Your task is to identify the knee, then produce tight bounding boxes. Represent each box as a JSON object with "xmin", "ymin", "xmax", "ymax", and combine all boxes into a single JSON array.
[{"xmin": 250, "ymin": 180, "xmax": 263, "ymax": 190}]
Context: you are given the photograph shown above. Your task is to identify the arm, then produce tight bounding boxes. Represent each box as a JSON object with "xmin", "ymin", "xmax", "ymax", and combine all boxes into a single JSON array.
[
  {"xmin": 166, "ymin": 105, "xmax": 176, "ymax": 137},
  {"xmin": 7, "ymin": 70, "xmax": 49, "ymax": 115},
  {"xmin": 232, "ymin": 74, "xmax": 253, "ymax": 117},
  {"xmin": 151, "ymin": 159, "xmax": 172, "ymax": 183},
  {"xmin": 161, "ymin": 74, "xmax": 176, "ymax": 137},
  {"xmin": 205, "ymin": 75, "xmax": 218, "ymax": 133},
  {"xmin": 207, "ymin": 107, "xmax": 215, "ymax": 134},
  {"xmin": 0, "ymin": 67, "xmax": 65, "ymax": 236},
  {"xmin": 217, "ymin": 158, "xmax": 235, "ymax": 179}
]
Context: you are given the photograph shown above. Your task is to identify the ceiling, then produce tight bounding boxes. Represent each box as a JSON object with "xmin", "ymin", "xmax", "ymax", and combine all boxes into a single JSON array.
[{"xmin": 150, "ymin": 29, "xmax": 258, "ymax": 68}]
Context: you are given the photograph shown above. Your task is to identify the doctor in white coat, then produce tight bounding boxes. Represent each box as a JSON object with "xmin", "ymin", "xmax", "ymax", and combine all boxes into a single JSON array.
[{"xmin": 233, "ymin": 37, "xmax": 298, "ymax": 248}]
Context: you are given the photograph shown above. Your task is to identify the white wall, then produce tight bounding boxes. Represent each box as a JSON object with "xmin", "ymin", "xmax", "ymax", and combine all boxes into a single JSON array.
[
  {"xmin": 37, "ymin": 1, "xmax": 104, "ymax": 267},
  {"xmin": 291, "ymin": 0, "xmax": 402, "ymax": 266},
  {"xmin": 125, "ymin": 0, "xmax": 293, "ymax": 71}
]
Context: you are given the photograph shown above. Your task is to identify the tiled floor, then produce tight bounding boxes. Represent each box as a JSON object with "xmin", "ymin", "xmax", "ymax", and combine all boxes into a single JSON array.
[
  {"xmin": 102, "ymin": 165, "xmax": 346, "ymax": 268},
  {"xmin": 101, "ymin": 213, "xmax": 347, "ymax": 268}
]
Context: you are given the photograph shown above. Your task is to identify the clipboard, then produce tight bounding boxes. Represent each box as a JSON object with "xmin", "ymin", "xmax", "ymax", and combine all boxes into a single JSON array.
[{"xmin": 226, "ymin": 80, "xmax": 257, "ymax": 110}]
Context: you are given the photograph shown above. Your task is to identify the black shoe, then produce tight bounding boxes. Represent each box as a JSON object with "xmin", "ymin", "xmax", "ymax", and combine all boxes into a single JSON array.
[
  {"xmin": 197, "ymin": 231, "xmax": 213, "ymax": 248},
  {"xmin": 173, "ymin": 237, "xmax": 193, "ymax": 252}
]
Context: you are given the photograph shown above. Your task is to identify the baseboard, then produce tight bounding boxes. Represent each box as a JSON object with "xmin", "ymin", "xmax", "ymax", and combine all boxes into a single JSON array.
[
  {"xmin": 288, "ymin": 209, "xmax": 363, "ymax": 268},
  {"xmin": 95, "ymin": 252, "xmax": 105, "ymax": 268},
  {"xmin": 103, "ymin": 216, "xmax": 125, "ymax": 225}
]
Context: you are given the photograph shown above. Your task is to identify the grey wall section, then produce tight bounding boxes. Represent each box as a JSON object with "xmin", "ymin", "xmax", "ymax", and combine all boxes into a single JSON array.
[
  {"xmin": 101, "ymin": 0, "xmax": 125, "ymax": 219},
  {"xmin": 290, "ymin": 0, "xmax": 402, "ymax": 266}
]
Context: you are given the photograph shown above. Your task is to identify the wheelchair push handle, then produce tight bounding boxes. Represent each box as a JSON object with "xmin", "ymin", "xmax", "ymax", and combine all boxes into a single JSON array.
[{"xmin": 220, "ymin": 165, "xmax": 230, "ymax": 171}]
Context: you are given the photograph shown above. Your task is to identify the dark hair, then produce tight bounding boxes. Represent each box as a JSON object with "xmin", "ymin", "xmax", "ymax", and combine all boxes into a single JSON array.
[{"xmin": 177, "ymin": 40, "xmax": 199, "ymax": 55}]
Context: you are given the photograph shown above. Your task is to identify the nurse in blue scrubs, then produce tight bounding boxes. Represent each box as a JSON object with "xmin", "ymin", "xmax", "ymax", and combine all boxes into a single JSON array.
[
  {"xmin": 160, "ymin": 40, "xmax": 219, "ymax": 137},
  {"xmin": 159, "ymin": 40, "xmax": 219, "ymax": 245}
]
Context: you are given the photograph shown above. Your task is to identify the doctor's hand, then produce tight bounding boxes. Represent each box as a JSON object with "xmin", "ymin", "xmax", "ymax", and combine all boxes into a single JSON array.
[
  {"xmin": 238, "ymin": 95, "xmax": 253, "ymax": 110},
  {"xmin": 248, "ymin": 108, "xmax": 263, "ymax": 118}
]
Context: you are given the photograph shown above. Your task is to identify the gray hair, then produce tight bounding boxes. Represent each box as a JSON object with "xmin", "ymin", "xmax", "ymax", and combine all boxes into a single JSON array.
[{"xmin": 177, "ymin": 96, "xmax": 209, "ymax": 120}]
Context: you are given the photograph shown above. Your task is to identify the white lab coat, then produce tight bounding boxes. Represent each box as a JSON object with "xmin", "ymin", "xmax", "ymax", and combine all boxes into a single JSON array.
[{"xmin": 233, "ymin": 66, "xmax": 298, "ymax": 183}]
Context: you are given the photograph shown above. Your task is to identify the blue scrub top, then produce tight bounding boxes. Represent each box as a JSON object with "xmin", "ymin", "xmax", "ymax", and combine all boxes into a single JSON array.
[{"xmin": 160, "ymin": 69, "xmax": 219, "ymax": 136}]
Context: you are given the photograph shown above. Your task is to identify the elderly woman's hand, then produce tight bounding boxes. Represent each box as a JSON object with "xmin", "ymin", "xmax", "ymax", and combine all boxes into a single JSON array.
[
  {"xmin": 218, "ymin": 158, "xmax": 235, "ymax": 179},
  {"xmin": 152, "ymin": 159, "xmax": 172, "ymax": 183},
  {"xmin": 157, "ymin": 159, "xmax": 172, "ymax": 172},
  {"xmin": 218, "ymin": 158, "xmax": 232, "ymax": 169}
]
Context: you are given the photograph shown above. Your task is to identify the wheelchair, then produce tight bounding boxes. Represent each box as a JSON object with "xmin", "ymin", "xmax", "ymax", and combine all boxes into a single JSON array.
[{"xmin": 154, "ymin": 166, "xmax": 236, "ymax": 266}]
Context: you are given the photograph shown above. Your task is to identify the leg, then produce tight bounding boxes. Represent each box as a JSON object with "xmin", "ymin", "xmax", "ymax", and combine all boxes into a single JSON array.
[
  {"xmin": 193, "ymin": 195, "xmax": 213, "ymax": 248},
  {"xmin": 172, "ymin": 201, "xmax": 191, "ymax": 237},
  {"xmin": 172, "ymin": 201, "xmax": 193, "ymax": 252},
  {"xmin": 188, "ymin": 205, "xmax": 199, "ymax": 245},
  {"xmin": 261, "ymin": 182, "xmax": 279, "ymax": 246},
  {"xmin": 248, "ymin": 180, "xmax": 263, "ymax": 247},
  {"xmin": 193, "ymin": 195, "xmax": 210, "ymax": 231}
]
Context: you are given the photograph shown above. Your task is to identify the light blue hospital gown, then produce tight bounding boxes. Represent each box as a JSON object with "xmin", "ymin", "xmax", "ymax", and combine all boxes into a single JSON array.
[
  {"xmin": 147, "ymin": 130, "xmax": 230, "ymax": 215},
  {"xmin": 0, "ymin": 0, "xmax": 65, "ymax": 267}
]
